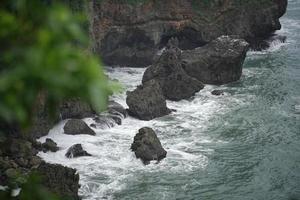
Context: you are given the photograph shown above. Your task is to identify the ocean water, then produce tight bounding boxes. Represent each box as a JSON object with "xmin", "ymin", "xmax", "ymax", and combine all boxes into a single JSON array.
[{"xmin": 38, "ymin": 1, "xmax": 300, "ymax": 199}]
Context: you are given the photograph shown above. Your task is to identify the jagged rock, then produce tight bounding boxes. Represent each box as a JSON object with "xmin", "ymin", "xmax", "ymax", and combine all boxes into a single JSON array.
[
  {"xmin": 36, "ymin": 162, "xmax": 80, "ymax": 200},
  {"xmin": 42, "ymin": 138, "xmax": 59, "ymax": 152},
  {"xmin": 92, "ymin": 0, "xmax": 287, "ymax": 67},
  {"xmin": 211, "ymin": 90, "xmax": 224, "ymax": 96},
  {"xmin": 126, "ymin": 80, "xmax": 171, "ymax": 120},
  {"xmin": 142, "ymin": 42, "xmax": 204, "ymax": 101},
  {"xmin": 60, "ymin": 98, "xmax": 95, "ymax": 120},
  {"xmin": 181, "ymin": 36, "xmax": 249, "ymax": 85},
  {"xmin": 65, "ymin": 144, "xmax": 91, "ymax": 158},
  {"xmin": 131, "ymin": 127, "xmax": 167, "ymax": 164},
  {"xmin": 64, "ymin": 119, "xmax": 96, "ymax": 136}
]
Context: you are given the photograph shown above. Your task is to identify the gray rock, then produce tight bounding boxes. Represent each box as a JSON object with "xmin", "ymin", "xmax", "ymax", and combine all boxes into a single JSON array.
[
  {"xmin": 64, "ymin": 119, "xmax": 96, "ymax": 136},
  {"xmin": 142, "ymin": 43, "xmax": 204, "ymax": 101},
  {"xmin": 182, "ymin": 36, "xmax": 249, "ymax": 85},
  {"xmin": 93, "ymin": 0, "xmax": 287, "ymax": 67},
  {"xmin": 42, "ymin": 138, "xmax": 59, "ymax": 152},
  {"xmin": 131, "ymin": 127, "xmax": 167, "ymax": 164},
  {"xmin": 126, "ymin": 80, "xmax": 171, "ymax": 120},
  {"xmin": 65, "ymin": 144, "xmax": 91, "ymax": 158}
]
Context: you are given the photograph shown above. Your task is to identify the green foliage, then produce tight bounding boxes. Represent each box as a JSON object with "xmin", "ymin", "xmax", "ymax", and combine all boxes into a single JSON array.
[{"xmin": 0, "ymin": 0, "xmax": 118, "ymax": 127}]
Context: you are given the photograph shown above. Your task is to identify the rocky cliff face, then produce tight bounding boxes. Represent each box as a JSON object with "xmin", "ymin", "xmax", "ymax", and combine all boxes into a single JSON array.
[{"xmin": 91, "ymin": 0, "xmax": 287, "ymax": 67}]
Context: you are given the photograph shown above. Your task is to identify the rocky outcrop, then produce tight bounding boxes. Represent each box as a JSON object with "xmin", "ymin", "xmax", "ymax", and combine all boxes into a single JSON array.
[
  {"xmin": 41, "ymin": 138, "xmax": 59, "ymax": 152},
  {"xmin": 91, "ymin": 0, "xmax": 287, "ymax": 67},
  {"xmin": 36, "ymin": 162, "xmax": 80, "ymax": 200},
  {"xmin": 181, "ymin": 36, "xmax": 249, "ymax": 85},
  {"xmin": 65, "ymin": 144, "xmax": 91, "ymax": 158},
  {"xmin": 64, "ymin": 119, "xmax": 96, "ymax": 136},
  {"xmin": 126, "ymin": 80, "xmax": 171, "ymax": 120},
  {"xmin": 131, "ymin": 127, "xmax": 167, "ymax": 164},
  {"xmin": 142, "ymin": 39, "xmax": 204, "ymax": 101}
]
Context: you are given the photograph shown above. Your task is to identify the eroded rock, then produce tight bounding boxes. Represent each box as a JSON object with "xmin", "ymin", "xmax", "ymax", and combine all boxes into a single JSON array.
[
  {"xmin": 126, "ymin": 80, "xmax": 171, "ymax": 120},
  {"xmin": 142, "ymin": 41, "xmax": 204, "ymax": 101},
  {"xmin": 65, "ymin": 144, "xmax": 91, "ymax": 158},
  {"xmin": 182, "ymin": 35, "xmax": 249, "ymax": 85},
  {"xmin": 64, "ymin": 119, "xmax": 96, "ymax": 136},
  {"xmin": 131, "ymin": 127, "xmax": 167, "ymax": 164}
]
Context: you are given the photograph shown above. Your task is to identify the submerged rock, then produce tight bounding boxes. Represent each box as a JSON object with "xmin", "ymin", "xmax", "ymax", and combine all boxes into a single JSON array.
[
  {"xmin": 182, "ymin": 35, "xmax": 249, "ymax": 85},
  {"xmin": 36, "ymin": 162, "xmax": 80, "ymax": 200},
  {"xmin": 142, "ymin": 42, "xmax": 204, "ymax": 101},
  {"xmin": 65, "ymin": 144, "xmax": 91, "ymax": 158},
  {"xmin": 126, "ymin": 80, "xmax": 171, "ymax": 120},
  {"xmin": 131, "ymin": 127, "xmax": 167, "ymax": 164},
  {"xmin": 64, "ymin": 119, "xmax": 96, "ymax": 136}
]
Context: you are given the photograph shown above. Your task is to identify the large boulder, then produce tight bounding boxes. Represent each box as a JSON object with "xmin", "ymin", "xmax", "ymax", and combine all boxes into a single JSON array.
[
  {"xmin": 65, "ymin": 144, "xmax": 91, "ymax": 158},
  {"xmin": 92, "ymin": 0, "xmax": 287, "ymax": 67},
  {"xmin": 126, "ymin": 80, "xmax": 171, "ymax": 120},
  {"xmin": 142, "ymin": 40, "xmax": 204, "ymax": 101},
  {"xmin": 36, "ymin": 162, "xmax": 80, "ymax": 200},
  {"xmin": 181, "ymin": 36, "xmax": 249, "ymax": 85},
  {"xmin": 64, "ymin": 119, "xmax": 96, "ymax": 136},
  {"xmin": 131, "ymin": 127, "xmax": 167, "ymax": 164}
]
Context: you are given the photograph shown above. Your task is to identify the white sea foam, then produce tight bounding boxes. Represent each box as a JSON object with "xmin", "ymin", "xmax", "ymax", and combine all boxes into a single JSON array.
[{"xmin": 38, "ymin": 65, "xmax": 252, "ymax": 199}]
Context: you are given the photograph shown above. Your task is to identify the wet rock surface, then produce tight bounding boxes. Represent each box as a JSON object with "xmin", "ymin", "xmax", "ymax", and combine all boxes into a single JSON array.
[
  {"xmin": 182, "ymin": 36, "xmax": 249, "ymax": 85},
  {"xmin": 64, "ymin": 119, "xmax": 96, "ymax": 136},
  {"xmin": 42, "ymin": 138, "xmax": 59, "ymax": 152},
  {"xmin": 65, "ymin": 144, "xmax": 92, "ymax": 158},
  {"xmin": 126, "ymin": 80, "xmax": 171, "ymax": 120},
  {"xmin": 131, "ymin": 127, "xmax": 167, "ymax": 164},
  {"xmin": 92, "ymin": 0, "xmax": 287, "ymax": 67},
  {"xmin": 142, "ymin": 39, "xmax": 204, "ymax": 101}
]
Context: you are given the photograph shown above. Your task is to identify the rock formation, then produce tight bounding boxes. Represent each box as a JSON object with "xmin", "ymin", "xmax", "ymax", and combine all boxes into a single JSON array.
[
  {"xmin": 131, "ymin": 127, "xmax": 167, "ymax": 164},
  {"xmin": 126, "ymin": 80, "xmax": 171, "ymax": 120},
  {"xmin": 142, "ymin": 39, "xmax": 204, "ymax": 101},
  {"xmin": 65, "ymin": 144, "xmax": 91, "ymax": 158},
  {"xmin": 91, "ymin": 0, "xmax": 287, "ymax": 67},
  {"xmin": 64, "ymin": 119, "xmax": 96, "ymax": 136},
  {"xmin": 181, "ymin": 35, "xmax": 249, "ymax": 85}
]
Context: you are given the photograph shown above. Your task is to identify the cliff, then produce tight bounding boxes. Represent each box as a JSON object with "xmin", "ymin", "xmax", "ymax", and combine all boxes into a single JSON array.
[{"xmin": 91, "ymin": 0, "xmax": 287, "ymax": 67}]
